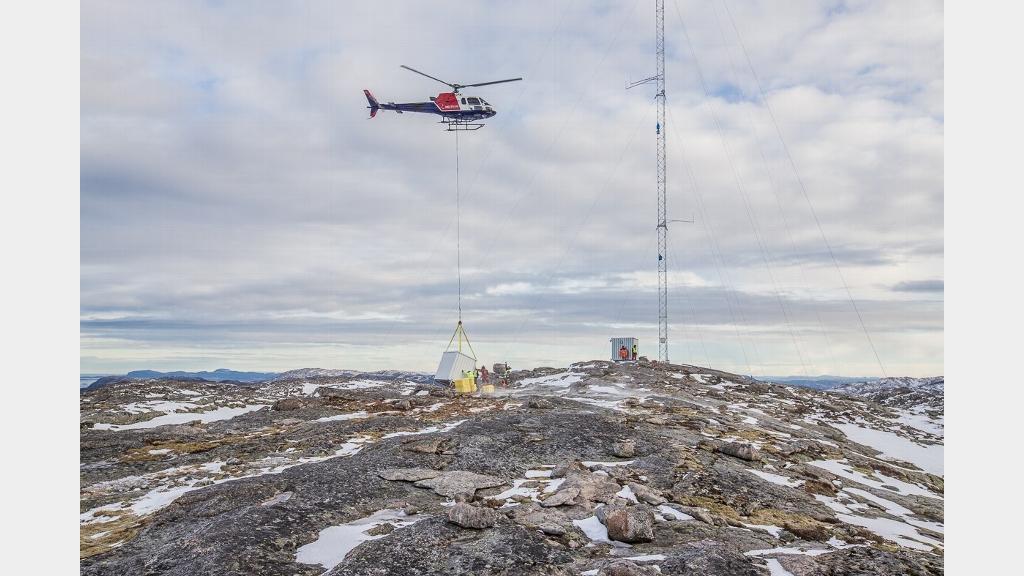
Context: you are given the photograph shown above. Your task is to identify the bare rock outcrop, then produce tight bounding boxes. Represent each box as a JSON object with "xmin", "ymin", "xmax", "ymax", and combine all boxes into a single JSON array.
[
  {"xmin": 413, "ymin": 471, "xmax": 507, "ymax": 501},
  {"xmin": 447, "ymin": 502, "xmax": 500, "ymax": 529},
  {"xmin": 604, "ymin": 506, "xmax": 655, "ymax": 543}
]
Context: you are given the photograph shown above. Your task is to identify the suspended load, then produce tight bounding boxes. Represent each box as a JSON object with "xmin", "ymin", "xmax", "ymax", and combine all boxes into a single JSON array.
[
  {"xmin": 435, "ymin": 350, "xmax": 476, "ymax": 385},
  {"xmin": 435, "ymin": 321, "xmax": 478, "ymax": 393}
]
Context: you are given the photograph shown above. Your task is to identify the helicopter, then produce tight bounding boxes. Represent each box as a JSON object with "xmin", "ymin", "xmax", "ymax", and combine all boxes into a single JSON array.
[{"xmin": 364, "ymin": 65, "xmax": 522, "ymax": 130}]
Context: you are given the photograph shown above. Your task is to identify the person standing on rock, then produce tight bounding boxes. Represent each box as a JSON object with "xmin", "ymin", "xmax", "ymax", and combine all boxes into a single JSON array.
[
  {"xmin": 479, "ymin": 365, "xmax": 489, "ymax": 384},
  {"xmin": 632, "ymin": 343, "xmax": 638, "ymax": 360},
  {"xmin": 619, "ymin": 345, "xmax": 629, "ymax": 361}
]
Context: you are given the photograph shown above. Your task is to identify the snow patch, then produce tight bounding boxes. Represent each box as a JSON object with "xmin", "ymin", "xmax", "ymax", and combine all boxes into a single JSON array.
[
  {"xmin": 582, "ymin": 460, "xmax": 635, "ymax": 468},
  {"xmin": 615, "ymin": 485, "xmax": 639, "ymax": 503},
  {"xmin": 747, "ymin": 469, "xmax": 803, "ymax": 488},
  {"xmin": 764, "ymin": 558, "xmax": 795, "ymax": 576},
  {"xmin": 316, "ymin": 411, "xmax": 369, "ymax": 423},
  {"xmin": 657, "ymin": 504, "xmax": 693, "ymax": 521},
  {"xmin": 519, "ymin": 371, "xmax": 584, "ymax": 387},
  {"xmin": 836, "ymin": 513, "xmax": 942, "ymax": 551},
  {"xmin": 572, "ymin": 514, "xmax": 630, "ymax": 548},
  {"xmin": 94, "ymin": 404, "xmax": 267, "ymax": 431},
  {"xmin": 808, "ymin": 459, "xmax": 941, "ymax": 499},
  {"xmin": 743, "ymin": 523, "xmax": 785, "ymax": 538},
  {"xmin": 625, "ymin": 554, "xmax": 666, "ymax": 561},
  {"xmin": 832, "ymin": 422, "xmax": 943, "ymax": 475},
  {"xmin": 295, "ymin": 509, "xmax": 424, "ymax": 570}
]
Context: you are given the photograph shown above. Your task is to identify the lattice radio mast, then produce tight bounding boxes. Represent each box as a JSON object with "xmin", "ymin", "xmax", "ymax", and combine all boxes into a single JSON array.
[{"xmin": 628, "ymin": 0, "xmax": 669, "ymax": 362}]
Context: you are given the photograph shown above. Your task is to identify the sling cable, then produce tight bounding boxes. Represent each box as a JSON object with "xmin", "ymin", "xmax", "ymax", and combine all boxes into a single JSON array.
[{"xmin": 435, "ymin": 128, "xmax": 480, "ymax": 393}]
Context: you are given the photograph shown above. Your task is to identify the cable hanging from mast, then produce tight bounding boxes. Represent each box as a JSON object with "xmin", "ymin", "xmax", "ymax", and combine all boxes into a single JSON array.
[{"xmin": 717, "ymin": 0, "xmax": 887, "ymax": 377}]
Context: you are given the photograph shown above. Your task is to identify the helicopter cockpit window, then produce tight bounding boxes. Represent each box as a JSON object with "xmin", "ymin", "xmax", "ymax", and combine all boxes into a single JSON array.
[
  {"xmin": 467, "ymin": 97, "xmax": 481, "ymax": 105},
  {"xmin": 480, "ymin": 99, "xmax": 490, "ymax": 106},
  {"xmin": 461, "ymin": 98, "xmax": 466, "ymax": 105}
]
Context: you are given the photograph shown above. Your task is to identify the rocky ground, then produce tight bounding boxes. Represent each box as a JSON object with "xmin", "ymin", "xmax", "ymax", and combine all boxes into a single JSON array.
[{"xmin": 80, "ymin": 361, "xmax": 944, "ymax": 575}]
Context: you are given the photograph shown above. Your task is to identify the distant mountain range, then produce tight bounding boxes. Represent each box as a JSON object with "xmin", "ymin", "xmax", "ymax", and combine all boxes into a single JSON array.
[
  {"xmin": 830, "ymin": 376, "xmax": 944, "ymax": 414},
  {"xmin": 760, "ymin": 375, "xmax": 881, "ymax": 390},
  {"xmin": 83, "ymin": 368, "xmax": 280, "ymax": 391},
  {"xmin": 831, "ymin": 376, "xmax": 944, "ymax": 399},
  {"xmin": 271, "ymin": 368, "xmax": 434, "ymax": 384},
  {"xmin": 82, "ymin": 367, "xmax": 434, "ymax": 391},
  {"xmin": 124, "ymin": 368, "xmax": 279, "ymax": 382}
]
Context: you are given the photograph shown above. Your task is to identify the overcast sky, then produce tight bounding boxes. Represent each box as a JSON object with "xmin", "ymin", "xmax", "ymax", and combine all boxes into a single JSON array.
[{"xmin": 81, "ymin": 0, "xmax": 943, "ymax": 377}]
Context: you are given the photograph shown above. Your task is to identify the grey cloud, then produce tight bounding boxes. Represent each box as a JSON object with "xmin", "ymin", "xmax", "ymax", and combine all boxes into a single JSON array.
[
  {"xmin": 80, "ymin": 0, "xmax": 943, "ymax": 377},
  {"xmin": 891, "ymin": 280, "xmax": 944, "ymax": 293}
]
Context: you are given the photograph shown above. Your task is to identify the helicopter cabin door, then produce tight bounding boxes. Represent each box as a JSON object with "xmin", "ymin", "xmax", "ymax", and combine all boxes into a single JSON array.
[{"xmin": 459, "ymin": 96, "xmax": 490, "ymax": 112}]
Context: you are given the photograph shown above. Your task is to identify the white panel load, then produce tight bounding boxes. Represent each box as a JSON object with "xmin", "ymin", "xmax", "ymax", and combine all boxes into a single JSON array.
[{"xmin": 435, "ymin": 351, "xmax": 477, "ymax": 382}]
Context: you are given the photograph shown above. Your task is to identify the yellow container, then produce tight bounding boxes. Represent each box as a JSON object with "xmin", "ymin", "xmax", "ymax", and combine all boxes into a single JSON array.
[
  {"xmin": 480, "ymin": 384, "xmax": 495, "ymax": 395},
  {"xmin": 454, "ymin": 377, "xmax": 477, "ymax": 394}
]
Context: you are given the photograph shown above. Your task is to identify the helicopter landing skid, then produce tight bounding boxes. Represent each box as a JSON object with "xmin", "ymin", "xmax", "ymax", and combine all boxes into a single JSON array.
[{"xmin": 441, "ymin": 119, "xmax": 485, "ymax": 131}]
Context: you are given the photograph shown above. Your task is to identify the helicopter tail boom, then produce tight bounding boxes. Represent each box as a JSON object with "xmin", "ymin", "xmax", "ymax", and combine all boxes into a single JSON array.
[{"xmin": 363, "ymin": 89, "xmax": 380, "ymax": 118}]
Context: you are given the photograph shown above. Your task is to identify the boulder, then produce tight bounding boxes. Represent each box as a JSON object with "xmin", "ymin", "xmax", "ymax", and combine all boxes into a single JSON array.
[
  {"xmin": 414, "ymin": 471, "xmax": 507, "ymax": 500},
  {"xmin": 596, "ymin": 504, "xmax": 622, "ymax": 524},
  {"xmin": 528, "ymin": 397, "xmax": 553, "ymax": 409},
  {"xmin": 679, "ymin": 506, "xmax": 714, "ymax": 524},
  {"xmin": 575, "ymin": 473, "xmax": 623, "ymax": 503},
  {"xmin": 271, "ymin": 398, "xmax": 305, "ymax": 411},
  {"xmin": 366, "ymin": 522, "xmax": 395, "ymax": 536},
  {"xmin": 447, "ymin": 502, "xmax": 500, "ymax": 529},
  {"xmin": 540, "ymin": 486, "xmax": 580, "ymax": 507},
  {"xmin": 604, "ymin": 506, "xmax": 655, "ymax": 543},
  {"xmin": 544, "ymin": 468, "xmax": 623, "ymax": 507},
  {"xmin": 401, "ymin": 436, "xmax": 457, "ymax": 455},
  {"xmin": 718, "ymin": 442, "xmax": 762, "ymax": 462},
  {"xmin": 551, "ymin": 461, "xmax": 585, "ymax": 479},
  {"xmin": 613, "ymin": 439, "xmax": 636, "ymax": 458},
  {"xmin": 627, "ymin": 482, "xmax": 667, "ymax": 505},
  {"xmin": 538, "ymin": 523, "xmax": 565, "ymax": 536}
]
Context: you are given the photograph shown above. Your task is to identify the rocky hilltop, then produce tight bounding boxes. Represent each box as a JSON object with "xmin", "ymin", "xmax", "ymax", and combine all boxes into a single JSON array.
[
  {"xmin": 80, "ymin": 360, "xmax": 944, "ymax": 575},
  {"xmin": 832, "ymin": 377, "xmax": 944, "ymax": 412}
]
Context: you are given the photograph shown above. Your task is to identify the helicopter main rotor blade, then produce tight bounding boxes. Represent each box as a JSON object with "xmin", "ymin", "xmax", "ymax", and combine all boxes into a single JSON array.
[
  {"xmin": 399, "ymin": 65, "xmax": 455, "ymax": 89},
  {"xmin": 461, "ymin": 77, "xmax": 523, "ymax": 88}
]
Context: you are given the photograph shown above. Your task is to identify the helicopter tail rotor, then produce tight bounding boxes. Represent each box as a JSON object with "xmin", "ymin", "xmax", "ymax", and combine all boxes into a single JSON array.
[{"xmin": 363, "ymin": 89, "xmax": 380, "ymax": 118}]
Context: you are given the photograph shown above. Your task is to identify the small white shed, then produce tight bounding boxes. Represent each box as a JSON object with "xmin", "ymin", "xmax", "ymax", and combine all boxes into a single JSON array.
[
  {"xmin": 610, "ymin": 337, "xmax": 638, "ymax": 361},
  {"xmin": 434, "ymin": 350, "xmax": 477, "ymax": 383}
]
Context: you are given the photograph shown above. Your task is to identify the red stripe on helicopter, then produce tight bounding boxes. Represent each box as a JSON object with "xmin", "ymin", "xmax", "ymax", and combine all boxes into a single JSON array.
[{"xmin": 434, "ymin": 92, "xmax": 460, "ymax": 111}]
